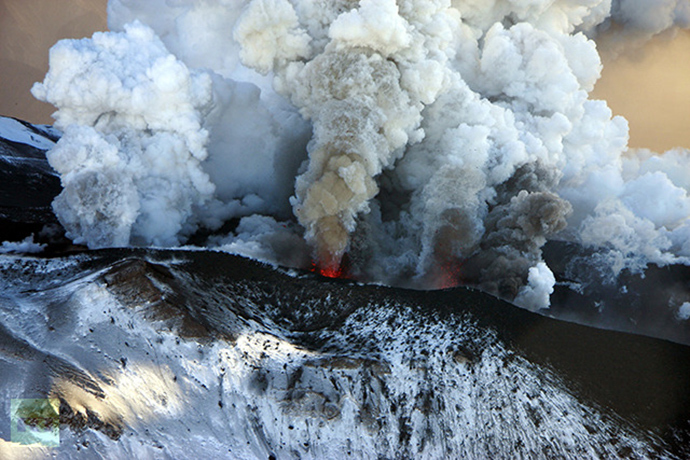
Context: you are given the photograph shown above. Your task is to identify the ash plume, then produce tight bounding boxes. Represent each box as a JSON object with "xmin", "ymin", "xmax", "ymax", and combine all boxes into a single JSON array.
[{"xmin": 32, "ymin": 0, "xmax": 690, "ymax": 310}]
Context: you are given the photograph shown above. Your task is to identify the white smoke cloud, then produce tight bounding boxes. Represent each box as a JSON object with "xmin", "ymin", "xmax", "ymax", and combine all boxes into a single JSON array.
[
  {"xmin": 329, "ymin": 0, "xmax": 413, "ymax": 54},
  {"xmin": 678, "ymin": 302, "xmax": 690, "ymax": 321},
  {"xmin": 210, "ymin": 214, "xmax": 311, "ymax": 268},
  {"xmin": 233, "ymin": 0, "xmax": 311, "ymax": 75},
  {"xmin": 32, "ymin": 22, "xmax": 216, "ymax": 247},
  {"xmin": 33, "ymin": 0, "xmax": 690, "ymax": 308},
  {"xmin": 514, "ymin": 262, "xmax": 556, "ymax": 311},
  {"xmin": 32, "ymin": 18, "xmax": 311, "ymax": 248}
]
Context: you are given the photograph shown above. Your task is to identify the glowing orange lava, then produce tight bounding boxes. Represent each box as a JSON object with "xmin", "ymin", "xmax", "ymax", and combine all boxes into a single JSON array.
[
  {"xmin": 317, "ymin": 264, "xmax": 344, "ymax": 278},
  {"xmin": 311, "ymin": 255, "xmax": 349, "ymax": 279}
]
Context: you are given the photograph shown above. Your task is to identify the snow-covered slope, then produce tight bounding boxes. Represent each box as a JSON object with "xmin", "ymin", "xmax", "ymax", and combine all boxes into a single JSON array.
[
  {"xmin": 0, "ymin": 116, "xmax": 61, "ymax": 242},
  {"xmin": 0, "ymin": 248, "xmax": 688, "ymax": 459},
  {"xmin": 0, "ymin": 117, "xmax": 60, "ymax": 151}
]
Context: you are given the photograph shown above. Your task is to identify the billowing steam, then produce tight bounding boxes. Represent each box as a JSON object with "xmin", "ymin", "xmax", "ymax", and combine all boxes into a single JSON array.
[
  {"xmin": 32, "ymin": 0, "xmax": 690, "ymax": 310},
  {"xmin": 32, "ymin": 24, "xmax": 216, "ymax": 247}
]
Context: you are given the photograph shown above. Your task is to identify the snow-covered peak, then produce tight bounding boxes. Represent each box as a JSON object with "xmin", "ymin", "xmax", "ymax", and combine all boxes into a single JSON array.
[{"xmin": 0, "ymin": 116, "xmax": 60, "ymax": 151}]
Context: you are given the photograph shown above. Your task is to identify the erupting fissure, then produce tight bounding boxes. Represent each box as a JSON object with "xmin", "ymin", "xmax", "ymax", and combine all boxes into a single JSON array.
[{"xmin": 311, "ymin": 260, "xmax": 346, "ymax": 279}]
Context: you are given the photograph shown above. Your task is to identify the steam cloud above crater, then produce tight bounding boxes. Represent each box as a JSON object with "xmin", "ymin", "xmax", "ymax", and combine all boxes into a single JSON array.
[{"xmin": 32, "ymin": 0, "xmax": 690, "ymax": 310}]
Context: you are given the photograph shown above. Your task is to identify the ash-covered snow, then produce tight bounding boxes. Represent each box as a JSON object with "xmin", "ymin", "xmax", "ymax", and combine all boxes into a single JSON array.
[{"xmin": 1, "ymin": 249, "xmax": 687, "ymax": 458}]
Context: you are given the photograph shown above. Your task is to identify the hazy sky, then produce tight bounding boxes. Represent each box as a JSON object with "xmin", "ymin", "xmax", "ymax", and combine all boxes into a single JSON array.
[
  {"xmin": 0, "ymin": 0, "xmax": 688, "ymax": 152},
  {"xmin": 592, "ymin": 29, "xmax": 690, "ymax": 152},
  {"xmin": 0, "ymin": 0, "xmax": 108, "ymax": 124}
]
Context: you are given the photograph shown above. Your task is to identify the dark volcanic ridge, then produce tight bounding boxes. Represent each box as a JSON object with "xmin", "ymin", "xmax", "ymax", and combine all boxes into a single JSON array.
[{"xmin": 1, "ymin": 247, "xmax": 690, "ymax": 457}]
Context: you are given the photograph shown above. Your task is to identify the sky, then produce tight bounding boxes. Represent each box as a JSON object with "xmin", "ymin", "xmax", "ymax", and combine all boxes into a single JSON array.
[
  {"xmin": 592, "ymin": 28, "xmax": 690, "ymax": 151},
  {"xmin": 1, "ymin": 1, "xmax": 689, "ymax": 152},
  {"xmin": 0, "ymin": 0, "xmax": 108, "ymax": 124}
]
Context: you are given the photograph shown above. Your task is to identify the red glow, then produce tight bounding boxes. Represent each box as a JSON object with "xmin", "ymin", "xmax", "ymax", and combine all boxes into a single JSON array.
[
  {"xmin": 317, "ymin": 264, "xmax": 344, "ymax": 279},
  {"xmin": 311, "ymin": 254, "xmax": 350, "ymax": 279},
  {"xmin": 435, "ymin": 259, "xmax": 464, "ymax": 289}
]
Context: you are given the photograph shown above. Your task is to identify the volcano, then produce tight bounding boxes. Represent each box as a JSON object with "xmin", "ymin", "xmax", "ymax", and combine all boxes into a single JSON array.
[
  {"xmin": 1, "ymin": 117, "xmax": 690, "ymax": 458},
  {"xmin": 3, "ymin": 1, "xmax": 690, "ymax": 457}
]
